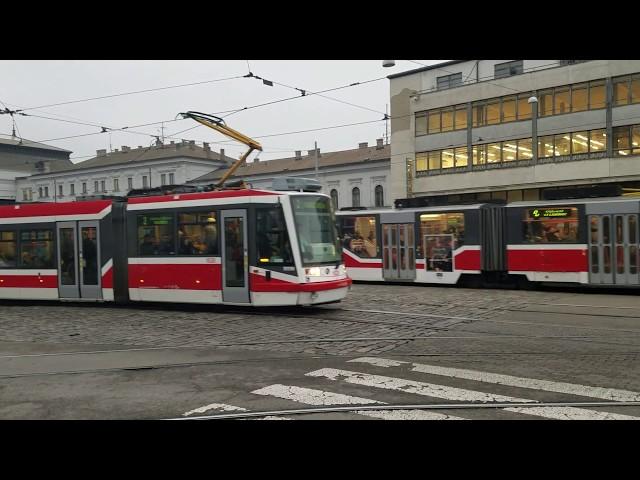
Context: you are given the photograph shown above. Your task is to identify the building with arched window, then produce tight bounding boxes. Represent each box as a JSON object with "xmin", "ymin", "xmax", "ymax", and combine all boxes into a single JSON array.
[
  {"xmin": 351, "ymin": 187, "xmax": 360, "ymax": 207},
  {"xmin": 374, "ymin": 185, "xmax": 384, "ymax": 207},
  {"xmin": 330, "ymin": 189, "xmax": 339, "ymax": 209},
  {"xmin": 191, "ymin": 139, "xmax": 391, "ymax": 209}
]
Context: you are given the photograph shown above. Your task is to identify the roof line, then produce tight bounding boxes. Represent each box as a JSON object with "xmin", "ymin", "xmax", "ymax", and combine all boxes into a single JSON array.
[{"xmin": 386, "ymin": 60, "xmax": 468, "ymax": 80}]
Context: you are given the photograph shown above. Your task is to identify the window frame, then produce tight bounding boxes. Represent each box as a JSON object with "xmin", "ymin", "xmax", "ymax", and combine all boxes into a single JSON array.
[{"xmin": 0, "ymin": 230, "xmax": 18, "ymax": 268}]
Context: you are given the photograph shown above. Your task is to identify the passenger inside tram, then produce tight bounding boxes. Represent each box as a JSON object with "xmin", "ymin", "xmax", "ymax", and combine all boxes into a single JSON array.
[{"xmin": 139, "ymin": 234, "xmax": 155, "ymax": 255}]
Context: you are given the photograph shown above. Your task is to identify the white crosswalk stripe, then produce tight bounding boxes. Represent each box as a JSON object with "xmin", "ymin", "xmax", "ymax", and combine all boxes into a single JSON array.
[
  {"xmin": 348, "ymin": 357, "xmax": 640, "ymax": 402},
  {"xmin": 306, "ymin": 368, "xmax": 536, "ymax": 403},
  {"xmin": 183, "ymin": 403, "xmax": 248, "ymax": 417},
  {"xmin": 251, "ymin": 384, "xmax": 465, "ymax": 420},
  {"xmin": 504, "ymin": 407, "xmax": 640, "ymax": 421}
]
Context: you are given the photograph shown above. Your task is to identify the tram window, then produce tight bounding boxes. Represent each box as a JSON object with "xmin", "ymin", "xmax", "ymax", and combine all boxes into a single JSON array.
[
  {"xmin": 419, "ymin": 213, "xmax": 464, "ymax": 272},
  {"xmin": 137, "ymin": 214, "xmax": 176, "ymax": 256},
  {"xmin": 177, "ymin": 212, "xmax": 218, "ymax": 256},
  {"xmin": 19, "ymin": 230, "xmax": 54, "ymax": 268},
  {"xmin": 522, "ymin": 207, "xmax": 579, "ymax": 243},
  {"xmin": 0, "ymin": 231, "xmax": 17, "ymax": 268},
  {"xmin": 340, "ymin": 216, "xmax": 378, "ymax": 258},
  {"xmin": 255, "ymin": 207, "xmax": 294, "ymax": 266}
]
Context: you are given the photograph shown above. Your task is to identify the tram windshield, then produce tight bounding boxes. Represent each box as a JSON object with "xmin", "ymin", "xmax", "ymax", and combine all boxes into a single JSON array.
[{"xmin": 291, "ymin": 195, "xmax": 342, "ymax": 266}]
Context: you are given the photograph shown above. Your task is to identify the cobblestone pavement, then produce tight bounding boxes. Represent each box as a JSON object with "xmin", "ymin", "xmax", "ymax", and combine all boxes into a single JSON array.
[{"xmin": 0, "ymin": 284, "xmax": 638, "ymax": 358}]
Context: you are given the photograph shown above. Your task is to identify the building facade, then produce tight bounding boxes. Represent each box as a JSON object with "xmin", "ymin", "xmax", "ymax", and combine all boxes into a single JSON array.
[
  {"xmin": 15, "ymin": 140, "xmax": 231, "ymax": 203},
  {"xmin": 0, "ymin": 136, "xmax": 72, "ymax": 202},
  {"xmin": 389, "ymin": 60, "xmax": 640, "ymax": 203},
  {"xmin": 190, "ymin": 140, "xmax": 391, "ymax": 209}
]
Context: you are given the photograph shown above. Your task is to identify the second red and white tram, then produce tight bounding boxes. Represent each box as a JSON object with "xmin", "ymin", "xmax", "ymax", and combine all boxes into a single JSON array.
[
  {"xmin": 336, "ymin": 195, "xmax": 640, "ymax": 289},
  {"xmin": 0, "ymin": 188, "xmax": 350, "ymax": 306}
]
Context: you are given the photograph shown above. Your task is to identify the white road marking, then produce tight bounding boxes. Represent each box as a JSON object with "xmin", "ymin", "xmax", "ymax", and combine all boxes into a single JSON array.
[
  {"xmin": 504, "ymin": 407, "xmax": 640, "ymax": 421},
  {"xmin": 183, "ymin": 403, "xmax": 247, "ymax": 417},
  {"xmin": 251, "ymin": 384, "xmax": 464, "ymax": 420},
  {"xmin": 306, "ymin": 369, "xmax": 535, "ymax": 403},
  {"xmin": 349, "ymin": 357, "xmax": 640, "ymax": 402}
]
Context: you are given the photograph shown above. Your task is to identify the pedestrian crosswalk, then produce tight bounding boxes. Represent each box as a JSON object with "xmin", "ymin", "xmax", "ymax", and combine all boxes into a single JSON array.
[{"xmin": 179, "ymin": 357, "xmax": 640, "ymax": 420}]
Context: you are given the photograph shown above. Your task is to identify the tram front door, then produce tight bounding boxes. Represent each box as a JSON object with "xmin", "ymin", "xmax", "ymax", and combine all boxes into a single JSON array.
[
  {"xmin": 221, "ymin": 209, "xmax": 250, "ymax": 303},
  {"xmin": 381, "ymin": 223, "xmax": 416, "ymax": 281},
  {"xmin": 588, "ymin": 212, "xmax": 639, "ymax": 286},
  {"xmin": 57, "ymin": 221, "xmax": 102, "ymax": 299}
]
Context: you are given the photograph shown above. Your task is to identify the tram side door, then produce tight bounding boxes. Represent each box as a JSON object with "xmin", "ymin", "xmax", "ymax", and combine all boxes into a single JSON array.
[
  {"xmin": 588, "ymin": 213, "xmax": 639, "ymax": 285},
  {"xmin": 381, "ymin": 223, "xmax": 416, "ymax": 281},
  {"xmin": 56, "ymin": 221, "xmax": 102, "ymax": 299},
  {"xmin": 221, "ymin": 209, "xmax": 250, "ymax": 303}
]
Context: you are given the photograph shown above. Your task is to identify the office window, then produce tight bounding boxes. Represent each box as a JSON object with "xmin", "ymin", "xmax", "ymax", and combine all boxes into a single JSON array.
[
  {"xmin": 330, "ymin": 189, "xmax": 339, "ymax": 210},
  {"xmin": 571, "ymin": 131, "xmax": 589, "ymax": 154},
  {"xmin": 472, "ymin": 102, "xmax": 486, "ymax": 127},
  {"xmin": 572, "ymin": 83, "xmax": 588, "ymax": 112},
  {"xmin": 539, "ymin": 89, "xmax": 554, "ymax": 117},
  {"xmin": 502, "ymin": 96, "xmax": 517, "ymax": 122},
  {"xmin": 589, "ymin": 81, "xmax": 606, "ymax": 109},
  {"xmin": 427, "ymin": 110, "xmax": 440, "ymax": 134},
  {"xmin": 473, "ymin": 144, "xmax": 486, "ymax": 165},
  {"xmin": 44, "ymin": 186, "xmax": 49, "ymax": 197},
  {"xmin": 495, "ymin": 60, "xmax": 523, "ymax": 79},
  {"xmin": 416, "ymin": 152, "xmax": 428, "ymax": 172},
  {"xmin": 142, "ymin": 176, "xmax": 148, "ymax": 188},
  {"xmin": 38, "ymin": 187, "xmax": 43, "ymax": 199},
  {"xmin": 502, "ymin": 142, "xmax": 517, "ymax": 162},
  {"xmin": 507, "ymin": 190, "xmax": 523, "ymax": 202},
  {"xmin": 113, "ymin": 178, "xmax": 119, "ymax": 192},
  {"xmin": 632, "ymin": 75, "xmax": 640, "ymax": 104},
  {"xmin": 160, "ymin": 174, "xmax": 166, "ymax": 186},
  {"xmin": 554, "ymin": 88, "xmax": 570, "ymax": 114},
  {"xmin": 82, "ymin": 183, "xmax": 87, "ymax": 194},
  {"xmin": 486, "ymin": 143, "xmax": 501, "ymax": 163},
  {"xmin": 58, "ymin": 185, "xmax": 63, "ymax": 197},
  {"xmin": 454, "ymin": 147, "xmax": 468, "ymax": 167},
  {"xmin": 441, "ymin": 149, "xmax": 455, "ymax": 168},
  {"xmin": 352, "ymin": 187, "xmax": 360, "ymax": 208},
  {"xmin": 614, "ymin": 76, "xmax": 631, "ymax": 106},
  {"xmin": 128, "ymin": 178, "xmax": 133, "ymax": 190},
  {"xmin": 539, "ymin": 135, "xmax": 554, "ymax": 158},
  {"xmin": 589, "ymin": 129, "xmax": 607, "ymax": 152},
  {"xmin": 554, "ymin": 134, "xmax": 571, "ymax": 156},
  {"xmin": 94, "ymin": 181, "xmax": 99, "ymax": 193},
  {"xmin": 523, "ymin": 189, "xmax": 540, "ymax": 201},
  {"xmin": 486, "ymin": 100, "xmax": 500, "ymax": 125},
  {"xmin": 428, "ymin": 151, "xmax": 441, "ymax": 170},
  {"xmin": 101, "ymin": 180, "xmax": 106, "ymax": 193},
  {"xmin": 633, "ymin": 126, "xmax": 640, "ymax": 154},
  {"xmin": 517, "ymin": 138, "xmax": 533, "ymax": 160},
  {"xmin": 517, "ymin": 94, "xmax": 532, "ymax": 120},
  {"xmin": 167, "ymin": 173, "xmax": 173, "ymax": 185},
  {"xmin": 454, "ymin": 105, "xmax": 467, "ymax": 130},
  {"xmin": 70, "ymin": 184, "xmax": 75, "ymax": 196},
  {"xmin": 614, "ymin": 126, "xmax": 631, "ymax": 155},
  {"xmin": 441, "ymin": 108, "xmax": 454, "ymax": 132},
  {"xmin": 22, "ymin": 189, "xmax": 29, "ymax": 201},
  {"xmin": 374, "ymin": 185, "xmax": 384, "ymax": 207},
  {"xmin": 437, "ymin": 72, "xmax": 462, "ymax": 90},
  {"xmin": 415, "ymin": 112, "xmax": 427, "ymax": 136}
]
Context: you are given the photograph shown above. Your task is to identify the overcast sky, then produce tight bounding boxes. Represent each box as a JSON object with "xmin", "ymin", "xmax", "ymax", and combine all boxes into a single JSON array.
[{"xmin": 0, "ymin": 60, "xmax": 446, "ymax": 163}]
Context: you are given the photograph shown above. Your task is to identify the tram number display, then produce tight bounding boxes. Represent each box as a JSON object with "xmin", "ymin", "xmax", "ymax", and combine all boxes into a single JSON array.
[
  {"xmin": 529, "ymin": 208, "xmax": 573, "ymax": 219},
  {"xmin": 139, "ymin": 215, "xmax": 173, "ymax": 226}
]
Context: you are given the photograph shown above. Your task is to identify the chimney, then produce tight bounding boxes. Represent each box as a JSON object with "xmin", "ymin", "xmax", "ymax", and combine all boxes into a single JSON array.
[
  {"xmin": 376, "ymin": 138, "xmax": 384, "ymax": 149},
  {"xmin": 114, "ymin": 148, "xmax": 119, "ymax": 153},
  {"xmin": 121, "ymin": 146, "xmax": 130, "ymax": 152},
  {"xmin": 307, "ymin": 148, "xmax": 320, "ymax": 157},
  {"xmin": 189, "ymin": 140, "xmax": 195, "ymax": 146},
  {"xmin": 203, "ymin": 142, "xmax": 210, "ymax": 151},
  {"xmin": 359, "ymin": 142, "xmax": 368, "ymax": 149},
  {"xmin": 295, "ymin": 150, "xmax": 302, "ymax": 159},
  {"xmin": 253, "ymin": 157, "xmax": 259, "ymax": 163},
  {"xmin": 96, "ymin": 149, "xmax": 107, "ymax": 157},
  {"xmin": 220, "ymin": 149, "xmax": 225, "ymax": 161},
  {"xmin": 137, "ymin": 146, "xmax": 143, "ymax": 149}
]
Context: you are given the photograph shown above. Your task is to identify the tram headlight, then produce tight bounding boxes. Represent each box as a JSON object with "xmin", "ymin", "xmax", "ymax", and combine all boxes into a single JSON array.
[{"xmin": 338, "ymin": 264, "xmax": 346, "ymax": 275}]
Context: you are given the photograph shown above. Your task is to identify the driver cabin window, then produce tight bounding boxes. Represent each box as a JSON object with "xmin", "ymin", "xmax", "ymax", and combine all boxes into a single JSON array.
[{"xmin": 256, "ymin": 206, "xmax": 294, "ymax": 266}]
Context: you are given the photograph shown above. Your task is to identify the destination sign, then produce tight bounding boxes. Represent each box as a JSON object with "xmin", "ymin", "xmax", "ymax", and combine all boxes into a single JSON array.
[{"xmin": 529, "ymin": 208, "xmax": 573, "ymax": 219}]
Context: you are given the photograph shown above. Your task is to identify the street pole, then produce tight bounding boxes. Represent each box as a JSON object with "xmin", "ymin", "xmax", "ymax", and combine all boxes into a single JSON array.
[{"xmin": 315, "ymin": 140, "xmax": 319, "ymax": 180}]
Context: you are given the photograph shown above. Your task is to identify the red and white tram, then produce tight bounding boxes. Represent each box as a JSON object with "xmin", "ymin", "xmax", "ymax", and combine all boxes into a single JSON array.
[
  {"xmin": 336, "ymin": 194, "xmax": 640, "ymax": 289},
  {"xmin": 0, "ymin": 188, "xmax": 350, "ymax": 306}
]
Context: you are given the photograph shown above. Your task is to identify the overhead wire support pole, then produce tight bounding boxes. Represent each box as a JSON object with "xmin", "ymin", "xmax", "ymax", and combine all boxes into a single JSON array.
[{"xmin": 179, "ymin": 111, "xmax": 262, "ymax": 189}]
